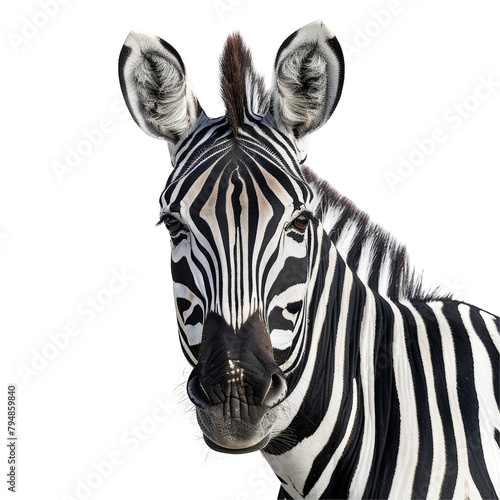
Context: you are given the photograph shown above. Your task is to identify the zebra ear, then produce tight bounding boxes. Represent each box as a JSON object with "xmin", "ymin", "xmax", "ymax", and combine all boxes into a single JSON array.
[
  {"xmin": 270, "ymin": 21, "xmax": 344, "ymax": 139},
  {"xmin": 118, "ymin": 31, "xmax": 203, "ymax": 143}
]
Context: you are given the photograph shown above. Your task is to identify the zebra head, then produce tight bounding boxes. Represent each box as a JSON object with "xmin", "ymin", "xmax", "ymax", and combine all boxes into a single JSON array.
[{"xmin": 119, "ymin": 21, "xmax": 344, "ymax": 454}]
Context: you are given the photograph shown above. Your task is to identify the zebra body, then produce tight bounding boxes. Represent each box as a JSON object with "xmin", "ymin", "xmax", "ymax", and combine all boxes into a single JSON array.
[{"xmin": 118, "ymin": 21, "xmax": 500, "ymax": 499}]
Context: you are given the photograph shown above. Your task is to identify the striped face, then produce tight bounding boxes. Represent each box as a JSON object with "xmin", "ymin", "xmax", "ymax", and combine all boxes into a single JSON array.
[
  {"xmin": 119, "ymin": 21, "xmax": 344, "ymax": 453},
  {"xmin": 160, "ymin": 120, "xmax": 315, "ymax": 368},
  {"xmin": 161, "ymin": 120, "xmax": 320, "ymax": 451}
]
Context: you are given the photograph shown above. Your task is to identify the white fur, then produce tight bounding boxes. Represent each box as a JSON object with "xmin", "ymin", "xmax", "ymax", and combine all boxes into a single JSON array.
[
  {"xmin": 120, "ymin": 31, "xmax": 200, "ymax": 143},
  {"xmin": 271, "ymin": 21, "xmax": 343, "ymax": 139}
]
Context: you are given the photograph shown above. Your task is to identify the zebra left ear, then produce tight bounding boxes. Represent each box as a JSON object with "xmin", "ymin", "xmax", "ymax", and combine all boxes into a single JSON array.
[{"xmin": 270, "ymin": 21, "xmax": 344, "ymax": 140}]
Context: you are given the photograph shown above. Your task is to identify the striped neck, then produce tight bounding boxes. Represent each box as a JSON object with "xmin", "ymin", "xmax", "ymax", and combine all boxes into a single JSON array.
[
  {"xmin": 261, "ymin": 227, "xmax": 423, "ymax": 498},
  {"xmin": 263, "ymin": 226, "xmax": 499, "ymax": 499},
  {"xmin": 261, "ymin": 230, "xmax": 367, "ymax": 497}
]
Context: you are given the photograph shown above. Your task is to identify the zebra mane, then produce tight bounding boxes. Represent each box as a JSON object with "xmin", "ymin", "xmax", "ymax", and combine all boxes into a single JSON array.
[
  {"xmin": 219, "ymin": 33, "xmax": 269, "ymax": 134},
  {"xmin": 303, "ymin": 166, "xmax": 449, "ymax": 302}
]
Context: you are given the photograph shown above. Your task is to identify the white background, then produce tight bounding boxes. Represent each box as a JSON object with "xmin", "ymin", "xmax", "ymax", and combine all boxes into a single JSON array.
[{"xmin": 2, "ymin": 1, "xmax": 499, "ymax": 499}]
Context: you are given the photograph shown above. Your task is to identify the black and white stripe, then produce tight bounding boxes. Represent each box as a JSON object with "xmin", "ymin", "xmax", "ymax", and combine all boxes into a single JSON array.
[{"xmin": 119, "ymin": 20, "xmax": 500, "ymax": 499}]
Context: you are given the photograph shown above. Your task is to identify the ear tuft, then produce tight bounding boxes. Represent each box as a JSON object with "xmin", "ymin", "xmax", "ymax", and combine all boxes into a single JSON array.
[
  {"xmin": 276, "ymin": 45, "xmax": 329, "ymax": 136},
  {"xmin": 271, "ymin": 21, "xmax": 344, "ymax": 139},
  {"xmin": 118, "ymin": 31, "xmax": 202, "ymax": 143}
]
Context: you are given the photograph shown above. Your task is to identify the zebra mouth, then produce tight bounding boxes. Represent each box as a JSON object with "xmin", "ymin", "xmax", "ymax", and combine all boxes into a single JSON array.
[
  {"xmin": 195, "ymin": 406, "xmax": 276, "ymax": 455},
  {"xmin": 203, "ymin": 433, "xmax": 271, "ymax": 454}
]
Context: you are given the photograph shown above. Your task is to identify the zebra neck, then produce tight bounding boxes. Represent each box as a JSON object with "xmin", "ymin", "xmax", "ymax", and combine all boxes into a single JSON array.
[{"xmin": 263, "ymin": 243, "xmax": 406, "ymax": 498}]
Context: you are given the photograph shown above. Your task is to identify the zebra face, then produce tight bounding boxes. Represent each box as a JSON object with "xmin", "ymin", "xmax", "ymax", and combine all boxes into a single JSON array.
[
  {"xmin": 161, "ymin": 151, "xmax": 313, "ymax": 361},
  {"xmin": 158, "ymin": 143, "xmax": 314, "ymax": 451},
  {"xmin": 119, "ymin": 21, "xmax": 344, "ymax": 453}
]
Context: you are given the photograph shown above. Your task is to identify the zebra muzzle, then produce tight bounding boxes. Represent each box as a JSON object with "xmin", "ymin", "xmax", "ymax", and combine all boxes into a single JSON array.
[{"xmin": 186, "ymin": 312, "xmax": 287, "ymax": 453}]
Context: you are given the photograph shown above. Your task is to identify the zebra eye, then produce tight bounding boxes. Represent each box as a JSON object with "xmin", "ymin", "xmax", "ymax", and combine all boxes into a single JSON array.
[
  {"xmin": 164, "ymin": 216, "xmax": 184, "ymax": 235},
  {"xmin": 292, "ymin": 213, "xmax": 310, "ymax": 231}
]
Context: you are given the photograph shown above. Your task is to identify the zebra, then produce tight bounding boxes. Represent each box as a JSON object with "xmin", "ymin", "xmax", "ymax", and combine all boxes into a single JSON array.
[{"xmin": 118, "ymin": 21, "xmax": 500, "ymax": 499}]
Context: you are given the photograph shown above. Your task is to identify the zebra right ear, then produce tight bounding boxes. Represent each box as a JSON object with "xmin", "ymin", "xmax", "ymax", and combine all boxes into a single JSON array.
[
  {"xmin": 270, "ymin": 21, "xmax": 344, "ymax": 140},
  {"xmin": 118, "ymin": 31, "xmax": 203, "ymax": 144}
]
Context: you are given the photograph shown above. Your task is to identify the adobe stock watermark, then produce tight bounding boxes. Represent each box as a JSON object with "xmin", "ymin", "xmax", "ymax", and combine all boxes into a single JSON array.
[
  {"xmin": 384, "ymin": 74, "xmax": 500, "ymax": 191},
  {"xmin": 235, "ymin": 464, "xmax": 278, "ymax": 500},
  {"xmin": 17, "ymin": 268, "xmax": 133, "ymax": 385},
  {"xmin": 60, "ymin": 395, "xmax": 178, "ymax": 500},
  {"xmin": 440, "ymin": 276, "xmax": 468, "ymax": 298},
  {"xmin": 213, "ymin": 0, "xmax": 245, "ymax": 20},
  {"xmin": 7, "ymin": 0, "xmax": 72, "ymax": 54},
  {"xmin": 343, "ymin": 0, "xmax": 416, "ymax": 62},
  {"xmin": 51, "ymin": 98, "xmax": 128, "ymax": 183}
]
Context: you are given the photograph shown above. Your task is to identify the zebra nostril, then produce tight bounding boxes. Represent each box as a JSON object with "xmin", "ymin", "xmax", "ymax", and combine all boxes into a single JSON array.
[
  {"xmin": 187, "ymin": 375, "xmax": 211, "ymax": 409},
  {"xmin": 263, "ymin": 372, "xmax": 287, "ymax": 408}
]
